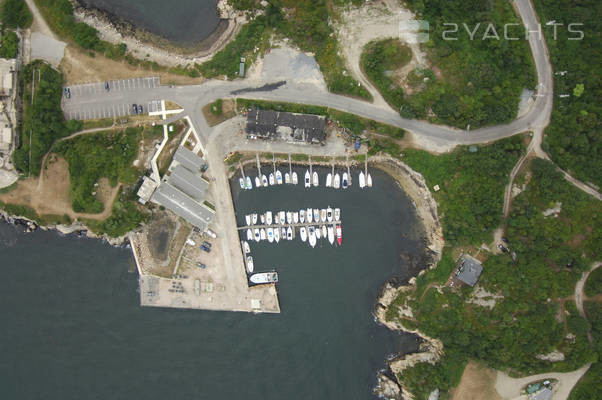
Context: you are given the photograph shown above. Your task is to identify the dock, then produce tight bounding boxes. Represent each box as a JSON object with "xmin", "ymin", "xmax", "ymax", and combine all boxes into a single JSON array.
[
  {"xmin": 237, "ymin": 221, "xmax": 341, "ymax": 231},
  {"xmin": 256, "ymin": 153, "xmax": 262, "ymax": 176}
]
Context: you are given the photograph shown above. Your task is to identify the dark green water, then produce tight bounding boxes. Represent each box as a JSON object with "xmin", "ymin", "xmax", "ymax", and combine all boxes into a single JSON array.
[{"xmin": 0, "ymin": 166, "xmax": 424, "ymax": 399}]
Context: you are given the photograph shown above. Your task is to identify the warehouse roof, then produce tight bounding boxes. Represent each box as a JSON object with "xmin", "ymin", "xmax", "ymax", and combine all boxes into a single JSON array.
[
  {"xmin": 246, "ymin": 109, "xmax": 326, "ymax": 143},
  {"xmin": 150, "ymin": 183, "xmax": 214, "ymax": 230},
  {"xmin": 167, "ymin": 164, "xmax": 209, "ymax": 201},
  {"xmin": 173, "ymin": 146, "xmax": 206, "ymax": 172}
]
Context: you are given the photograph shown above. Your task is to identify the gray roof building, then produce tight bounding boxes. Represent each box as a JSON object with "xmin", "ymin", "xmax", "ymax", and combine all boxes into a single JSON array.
[
  {"xmin": 530, "ymin": 388, "xmax": 553, "ymax": 400},
  {"xmin": 456, "ymin": 255, "xmax": 483, "ymax": 286},
  {"xmin": 173, "ymin": 146, "xmax": 207, "ymax": 172},
  {"xmin": 246, "ymin": 109, "xmax": 326, "ymax": 143},
  {"xmin": 151, "ymin": 182, "xmax": 214, "ymax": 230},
  {"xmin": 167, "ymin": 164, "xmax": 209, "ymax": 201}
]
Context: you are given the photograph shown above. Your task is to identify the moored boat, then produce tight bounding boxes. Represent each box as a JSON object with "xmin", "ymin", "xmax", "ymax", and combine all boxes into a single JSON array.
[
  {"xmin": 292, "ymin": 171, "xmax": 298, "ymax": 185},
  {"xmin": 315, "ymin": 226, "xmax": 321, "ymax": 239},
  {"xmin": 239, "ymin": 177, "xmax": 245, "ymax": 188},
  {"xmin": 267, "ymin": 228, "xmax": 274, "ymax": 243},
  {"xmin": 266, "ymin": 211, "xmax": 272, "ymax": 225},
  {"xmin": 279, "ymin": 211, "xmax": 286, "ymax": 225},
  {"xmin": 252, "ymin": 213, "xmax": 258, "ymax": 224},
  {"xmin": 367, "ymin": 173, "xmax": 373, "ymax": 187},
  {"xmin": 328, "ymin": 226, "xmax": 335, "ymax": 244},
  {"xmin": 326, "ymin": 207, "xmax": 333, "ymax": 222},
  {"xmin": 342, "ymin": 173, "xmax": 349, "ymax": 189},
  {"xmin": 285, "ymin": 172, "xmax": 290, "ymax": 184},
  {"xmin": 255, "ymin": 176, "xmax": 261, "ymax": 188},
  {"xmin": 286, "ymin": 211, "xmax": 292, "ymax": 224},
  {"xmin": 246, "ymin": 229, "xmax": 253, "ymax": 241},
  {"xmin": 262, "ymin": 175, "xmax": 268, "ymax": 187},
  {"xmin": 254, "ymin": 228, "xmax": 260, "ymax": 242},
  {"xmin": 260, "ymin": 228, "xmax": 266, "ymax": 240},
  {"xmin": 269, "ymin": 173, "xmax": 275, "ymax": 186},
  {"xmin": 274, "ymin": 227, "xmax": 280, "ymax": 243},
  {"xmin": 336, "ymin": 225, "xmax": 342, "ymax": 245},
  {"xmin": 293, "ymin": 212, "xmax": 299, "ymax": 224},
  {"xmin": 304, "ymin": 170, "xmax": 311, "ymax": 188},
  {"xmin": 281, "ymin": 227, "xmax": 286, "ymax": 239},
  {"xmin": 308, "ymin": 226, "xmax": 316, "ymax": 247},
  {"xmin": 300, "ymin": 227, "xmax": 307, "ymax": 242},
  {"xmin": 321, "ymin": 225, "xmax": 327, "ymax": 238},
  {"xmin": 334, "ymin": 208, "xmax": 340, "ymax": 221},
  {"xmin": 249, "ymin": 272, "xmax": 278, "ymax": 284},
  {"xmin": 359, "ymin": 171, "xmax": 366, "ymax": 188},
  {"xmin": 245, "ymin": 215, "xmax": 251, "ymax": 226},
  {"xmin": 334, "ymin": 173, "xmax": 341, "ymax": 189},
  {"xmin": 243, "ymin": 241, "xmax": 250, "ymax": 253},
  {"xmin": 326, "ymin": 173, "xmax": 332, "ymax": 187},
  {"xmin": 312, "ymin": 171, "xmax": 319, "ymax": 187},
  {"xmin": 320, "ymin": 209, "xmax": 327, "ymax": 223},
  {"xmin": 246, "ymin": 256, "xmax": 254, "ymax": 273},
  {"xmin": 246, "ymin": 176, "xmax": 252, "ymax": 189},
  {"xmin": 276, "ymin": 170, "xmax": 283, "ymax": 184},
  {"xmin": 313, "ymin": 209, "xmax": 320, "ymax": 223},
  {"xmin": 287, "ymin": 226, "xmax": 293, "ymax": 240},
  {"xmin": 299, "ymin": 209, "xmax": 305, "ymax": 223},
  {"xmin": 307, "ymin": 208, "xmax": 313, "ymax": 223},
  {"xmin": 260, "ymin": 214, "xmax": 265, "ymax": 224}
]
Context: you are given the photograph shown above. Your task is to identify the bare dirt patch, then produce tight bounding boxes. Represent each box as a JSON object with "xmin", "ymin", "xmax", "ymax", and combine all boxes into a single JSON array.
[
  {"xmin": 451, "ymin": 361, "xmax": 501, "ymax": 400},
  {"xmin": 202, "ymin": 99, "xmax": 236, "ymax": 127}
]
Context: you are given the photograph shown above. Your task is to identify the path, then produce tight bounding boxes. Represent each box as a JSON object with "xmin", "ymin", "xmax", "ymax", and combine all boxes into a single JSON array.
[
  {"xmin": 575, "ymin": 262, "xmax": 601, "ymax": 319},
  {"xmin": 24, "ymin": 0, "xmax": 57, "ymax": 39}
]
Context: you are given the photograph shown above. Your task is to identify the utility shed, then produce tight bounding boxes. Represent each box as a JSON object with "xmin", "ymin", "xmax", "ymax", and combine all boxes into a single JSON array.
[
  {"xmin": 173, "ymin": 146, "xmax": 206, "ymax": 173},
  {"xmin": 246, "ymin": 108, "xmax": 326, "ymax": 144},
  {"xmin": 150, "ymin": 183, "xmax": 214, "ymax": 230},
  {"xmin": 0, "ymin": 58, "xmax": 16, "ymax": 97},
  {"xmin": 456, "ymin": 255, "xmax": 483, "ymax": 286},
  {"xmin": 167, "ymin": 164, "xmax": 209, "ymax": 201}
]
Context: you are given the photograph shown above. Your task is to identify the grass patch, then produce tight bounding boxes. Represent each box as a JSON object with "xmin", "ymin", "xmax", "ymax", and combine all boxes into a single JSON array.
[
  {"xmin": 82, "ymin": 118, "xmax": 114, "ymax": 130},
  {"xmin": 83, "ymin": 189, "xmax": 146, "ymax": 238},
  {"xmin": 202, "ymin": 99, "xmax": 236, "ymax": 127},
  {"xmin": 1, "ymin": 0, "xmax": 32, "ymax": 28},
  {"xmin": 0, "ymin": 30, "xmax": 19, "ymax": 59},
  {"xmin": 291, "ymin": 154, "xmax": 309, "ymax": 162},
  {"xmin": 584, "ymin": 266, "xmax": 602, "ymax": 298}
]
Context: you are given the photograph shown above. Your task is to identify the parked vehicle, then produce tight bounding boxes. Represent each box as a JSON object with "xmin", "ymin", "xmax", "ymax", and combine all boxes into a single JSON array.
[
  {"xmin": 202, "ymin": 241, "xmax": 212, "ymax": 248},
  {"xmin": 132, "ymin": 104, "xmax": 138, "ymax": 114},
  {"xmin": 498, "ymin": 244, "xmax": 508, "ymax": 253},
  {"xmin": 105, "ymin": 82, "xmax": 110, "ymax": 91},
  {"xmin": 137, "ymin": 104, "xmax": 143, "ymax": 114},
  {"xmin": 200, "ymin": 244, "xmax": 211, "ymax": 253},
  {"xmin": 501, "ymin": 236, "xmax": 509, "ymax": 243},
  {"xmin": 64, "ymin": 88, "xmax": 71, "ymax": 98}
]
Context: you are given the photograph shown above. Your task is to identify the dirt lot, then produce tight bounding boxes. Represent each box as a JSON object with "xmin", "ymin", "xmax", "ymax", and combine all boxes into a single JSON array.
[{"xmin": 451, "ymin": 361, "xmax": 501, "ymax": 400}]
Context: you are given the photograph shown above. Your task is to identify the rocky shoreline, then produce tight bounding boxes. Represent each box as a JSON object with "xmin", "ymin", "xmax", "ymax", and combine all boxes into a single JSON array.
[{"xmin": 72, "ymin": 0, "xmax": 247, "ymax": 67}]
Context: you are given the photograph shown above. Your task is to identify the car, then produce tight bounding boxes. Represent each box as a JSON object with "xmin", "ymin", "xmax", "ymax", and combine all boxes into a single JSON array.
[
  {"xmin": 205, "ymin": 229, "xmax": 217, "ymax": 239},
  {"xmin": 200, "ymin": 245, "xmax": 211, "ymax": 253},
  {"xmin": 202, "ymin": 241, "xmax": 212, "ymax": 248},
  {"xmin": 104, "ymin": 82, "xmax": 110, "ymax": 91},
  {"xmin": 132, "ymin": 104, "xmax": 138, "ymax": 114},
  {"xmin": 64, "ymin": 88, "xmax": 71, "ymax": 99},
  {"xmin": 137, "ymin": 105, "xmax": 143, "ymax": 114},
  {"xmin": 501, "ymin": 236, "xmax": 509, "ymax": 243},
  {"xmin": 498, "ymin": 244, "xmax": 508, "ymax": 253}
]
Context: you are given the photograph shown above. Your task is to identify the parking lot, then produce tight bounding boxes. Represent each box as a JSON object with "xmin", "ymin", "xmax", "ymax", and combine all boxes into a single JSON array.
[{"xmin": 62, "ymin": 77, "xmax": 162, "ymax": 120}]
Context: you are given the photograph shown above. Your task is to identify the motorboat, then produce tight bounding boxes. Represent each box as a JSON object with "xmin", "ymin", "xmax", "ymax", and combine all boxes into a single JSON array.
[
  {"xmin": 281, "ymin": 227, "xmax": 286, "ymax": 239},
  {"xmin": 326, "ymin": 207, "xmax": 333, "ymax": 222},
  {"xmin": 246, "ymin": 229, "xmax": 253, "ymax": 241},
  {"xmin": 255, "ymin": 176, "xmax": 261, "ymax": 188},
  {"xmin": 246, "ymin": 176, "xmax": 252, "ymax": 189},
  {"xmin": 328, "ymin": 226, "xmax": 335, "ymax": 244},
  {"xmin": 287, "ymin": 226, "xmax": 293, "ymax": 240},
  {"xmin": 260, "ymin": 214, "xmax": 265, "ymax": 224},
  {"xmin": 249, "ymin": 272, "xmax": 278, "ymax": 284},
  {"xmin": 334, "ymin": 208, "xmax": 340, "ymax": 221},
  {"xmin": 307, "ymin": 208, "xmax": 313, "ymax": 223},
  {"xmin": 292, "ymin": 172, "xmax": 298, "ymax": 185},
  {"xmin": 266, "ymin": 211, "xmax": 272, "ymax": 225},
  {"xmin": 274, "ymin": 227, "xmax": 280, "ymax": 243},
  {"xmin": 293, "ymin": 212, "xmax": 299, "ymax": 224},
  {"xmin": 260, "ymin": 228, "xmax": 266, "ymax": 240},
  {"xmin": 245, "ymin": 215, "xmax": 251, "ymax": 226},
  {"xmin": 336, "ymin": 225, "xmax": 342, "ymax": 245},
  {"xmin": 285, "ymin": 172, "xmax": 290, "ymax": 184},
  {"xmin": 279, "ymin": 211, "xmax": 286, "ymax": 224},
  {"xmin": 242, "ymin": 241, "xmax": 250, "ymax": 254},
  {"xmin": 299, "ymin": 209, "xmax": 305, "ymax": 223},
  {"xmin": 239, "ymin": 178, "xmax": 245, "ymax": 188},
  {"xmin": 367, "ymin": 173, "xmax": 373, "ymax": 187},
  {"xmin": 276, "ymin": 170, "xmax": 283, "ymax": 184},
  {"xmin": 313, "ymin": 209, "xmax": 320, "ymax": 223},
  {"xmin": 320, "ymin": 209, "xmax": 327, "ymax": 223},
  {"xmin": 326, "ymin": 173, "xmax": 332, "ymax": 187},
  {"xmin": 262, "ymin": 175, "xmax": 268, "ymax": 187},
  {"xmin": 321, "ymin": 225, "xmax": 327, "ymax": 238},
  {"xmin": 246, "ymin": 256, "xmax": 254, "ymax": 273},
  {"xmin": 300, "ymin": 227, "xmax": 307, "ymax": 242},
  {"xmin": 304, "ymin": 170, "xmax": 311, "ymax": 188},
  {"xmin": 315, "ymin": 226, "xmax": 321, "ymax": 239},
  {"xmin": 286, "ymin": 211, "xmax": 292, "ymax": 224},
  {"xmin": 359, "ymin": 171, "xmax": 366, "ymax": 188},
  {"xmin": 334, "ymin": 173, "xmax": 341, "ymax": 189},
  {"xmin": 254, "ymin": 228, "xmax": 260, "ymax": 242},
  {"xmin": 342, "ymin": 172, "xmax": 349, "ymax": 189},
  {"xmin": 267, "ymin": 228, "xmax": 274, "ymax": 243},
  {"xmin": 252, "ymin": 213, "xmax": 258, "ymax": 224},
  {"xmin": 269, "ymin": 173, "xmax": 275, "ymax": 186},
  {"xmin": 308, "ymin": 226, "xmax": 316, "ymax": 247},
  {"xmin": 312, "ymin": 171, "xmax": 319, "ymax": 187}
]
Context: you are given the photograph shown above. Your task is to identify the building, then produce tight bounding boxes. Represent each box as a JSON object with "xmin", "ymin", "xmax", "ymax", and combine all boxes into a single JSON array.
[
  {"xmin": 246, "ymin": 109, "xmax": 326, "ymax": 144},
  {"xmin": 137, "ymin": 176, "xmax": 158, "ymax": 205},
  {"xmin": 173, "ymin": 146, "xmax": 207, "ymax": 173},
  {"xmin": 167, "ymin": 164, "xmax": 209, "ymax": 201},
  {"xmin": 456, "ymin": 255, "xmax": 483, "ymax": 286},
  {"xmin": 0, "ymin": 59, "xmax": 16, "ymax": 97},
  {"xmin": 151, "ymin": 182, "xmax": 214, "ymax": 230}
]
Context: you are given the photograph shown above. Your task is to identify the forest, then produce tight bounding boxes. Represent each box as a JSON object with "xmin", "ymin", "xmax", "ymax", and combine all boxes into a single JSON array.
[
  {"xmin": 0, "ymin": 31, "xmax": 19, "ymax": 59},
  {"xmin": 0, "ymin": 0, "xmax": 32, "ymax": 29}
]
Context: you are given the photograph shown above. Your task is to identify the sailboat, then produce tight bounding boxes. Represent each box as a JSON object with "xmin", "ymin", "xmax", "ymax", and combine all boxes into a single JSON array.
[
  {"xmin": 274, "ymin": 227, "xmax": 280, "ymax": 243},
  {"xmin": 304, "ymin": 170, "xmax": 311, "ymax": 188},
  {"xmin": 321, "ymin": 225, "xmax": 327, "ymax": 238},
  {"xmin": 266, "ymin": 211, "xmax": 272, "ymax": 226},
  {"xmin": 262, "ymin": 175, "xmax": 268, "ymax": 187},
  {"xmin": 313, "ymin": 209, "xmax": 320, "ymax": 223},
  {"xmin": 286, "ymin": 211, "xmax": 292, "ymax": 224},
  {"xmin": 308, "ymin": 226, "xmax": 316, "ymax": 247},
  {"xmin": 287, "ymin": 226, "xmax": 293, "ymax": 240},
  {"xmin": 307, "ymin": 208, "xmax": 313, "ymax": 223},
  {"xmin": 336, "ymin": 225, "xmax": 342, "ymax": 245},
  {"xmin": 292, "ymin": 171, "xmax": 298, "ymax": 185},
  {"xmin": 300, "ymin": 227, "xmax": 307, "ymax": 242},
  {"xmin": 359, "ymin": 171, "xmax": 366, "ymax": 188},
  {"xmin": 269, "ymin": 173, "xmax": 275, "ymax": 186},
  {"xmin": 246, "ymin": 176, "xmax": 252, "ymax": 189},
  {"xmin": 260, "ymin": 214, "xmax": 265, "ymax": 224},
  {"xmin": 326, "ymin": 173, "xmax": 332, "ymax": 187},
  {"xmin": 260, "ymin": 228, "xmax": 266, "ymax": 240},
  {"xmin": 255, "ymin": 176, "xmax": 261, "ymax": 188},
  {"xmin": 334, "ymin": 173, "xmax": 341, "ymax": 189},
  {"xmin": 328, "ymin": 226, "xmax": 335, "ymax": 245},
  {"xmin": 246, "ymin": 256, "xmax": 254, "ymax": 273},
  {"xmin": 342, "ymin": 172, "xmax": 349, "ymax": 189},
  {"xmin": 299, "ymin": 209, "xmax": 305, "ymax": 223},
  {"xmin": 320, "ymin": 209, "xmax": 327, "ymax": 223},
  {"xmin": 242, "ymin": 241, "xmax": 250, "ymax": 254},
  {"xmin": 367, "ymin": 173, "xmax": 373, "ymax": 187},
  {"xmin": 276, "ymin": 170, "xmax": 283, "ymax": 184},
  {"xmin": 246, "ymin": 229, "xmax": 253, "ymax": 241},
  {"xmin": 252, "ymin": 213, "xmax": 258, "ymax": 224},
  {"xmin": 245, "ymin": 215, "xmax": 251, "ymax": 226},
  {"xmin": 312, "ymin": 171, "xmax": 319, "ymax": 187},
  {"xmin": 293, "ymin": 212, "xmax": 299, "ymax": 224},
  {"xmin": 285, "ymin": 172, "xmax": 290, "ymax": 184},
  {"xmin": 334, "ymin": 208, "xmax": 340, "ymax": 221},
  {"xmin": 239, "ymin": 177, "xmax": 245, "ymax": 189},
  {"xmin": 315, "ymin": 226, "xmax": 321, "ymax": 239},
  {"xmin": 279, "ymin": 211, "xmax": 286, "ymax": 225}
]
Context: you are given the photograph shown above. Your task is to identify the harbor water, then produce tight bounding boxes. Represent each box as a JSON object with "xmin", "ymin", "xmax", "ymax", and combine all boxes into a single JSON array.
[{"xmin": 0, "ymin": 166, "xmax": 425, "ymax": 399}]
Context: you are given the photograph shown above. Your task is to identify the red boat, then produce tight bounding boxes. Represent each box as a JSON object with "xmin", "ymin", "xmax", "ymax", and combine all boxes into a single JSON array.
[{"xmin": 336, "ymin": 225, "xmax": 342, "ymax": 245}]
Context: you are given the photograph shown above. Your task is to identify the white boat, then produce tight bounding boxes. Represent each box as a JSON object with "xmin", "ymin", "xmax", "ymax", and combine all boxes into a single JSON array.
[
  {"xmin": 246, "ymin": 229, "xmax": 253, "ymax": 241},
  {"xmin": 307, "ymin": 208, "xmax": 313, "ymax": 223},
  {"xmin": 279, "ymin": 211, "xmax": 286, "ymax": 224},
  {"xmin": 334, "ymin": 173, "xmax": 341, "ymax": 189},
  {"xmin": 326, "ymin": 173, "xmax": 332, "ymax": 187},
  {"xmin": 285, "ymin": 172, "xmax": 290, "ymax": 184},
  {"xmin": 299, "ymin": 209, "xmax": 305, "ymax": 223},
  {"xmin": 249, "ymin": 272, "xmax": 278, "ymax": 284},
  {"xmin": 239, "ymin": 177, "xmax": 245, "ymax": 189},
  {"xmin": 308, "ymin": 226, "xmax": 316, "ymax": 247},
  {"xmin": 274, "ymin": 227, "xmax": 280, "ymax": 243},
  {"xmin": 255, "ymin": 176, "xmax": 261, "ymax": 188},
  {"xmin": 328, "ymin": 226, "xmax": 335, "ymax": 244},
  {"xmin": 246, "ymin": 256, "xmax": 254, "ymax": 273},
  {"xmin": 326, "ymin": 207, "xmax": 333, "ymax": 222},
  {"xmin": 287, "ymin": 226, "xmax": 293, "ymax": 240},
  {"xmin": 242, "ymin": 241, "xmax": 251, "ymax": 254},
  {"xmin": 313, "ymin": 209, "xmax": 320, "ymax": 223},
  {"xmin": 260, "ymin": 228, "xmax": 266, "ymax": 240},
  {"xmin": 252, "ymin": 213, "xmax": 258, "ymax": 224},
  {"xmin": 359, "ymin": 171, "xmax": 366, "ymax": 188},
  {"xmin": 260, "ymin": 214, "xmax": 265, "ymax": 224},
  {"xmin": 266, "ymin": 211, "xmax": 272, "ymax": 226},
  {"xmin": 342, "ymin": 172, "xmax": 349, "ymax": 189},
  {"xmin": 269, "ymin": 173, "xmax": 275, "ymax": 186},
  {"xmin": 300, "ymin": 227, "xmax": 307, "ymax": 242},
  {"xmin": 312, "ymin": 171, "xmax": 319, "ymax": 187},
  {"xmin": 254, "ymin": 228, "xmax": 260, "ymax": 242},
  {"xmin": 281, "ymin": 227, "xmax": 286, "ymax": 239},
  {"xmin": 367, "ymin": 173, "xmax": 373, "ymax": 187},
  {"xmin": 276, "ymin": 170, "xmax": 283, "ymax": 185},
  {"xmin": 275, "ymin": 213, "xmax": 280, "ymax": 224},
  {"xmin": 315, "ymin": 226, "xmax": 321, "ymax": 239},
  {"xmin": 293, "ymin": 212, "xmax": 299, "ymax": 224},
  {"xmin": 262, "ymin": 175, "xmax": 268, "ymax": 187},
  {"xmin": 292, "ymin": 172, "xmax": 298, "ymax": 185},
  {"xmin": 267, "ymin": 228, "xmax": 274, "ymax": 243},
  {"xmin": 321, "ymin": 225, "xmax": 327, "ymax": 238},
  {"xmin": 304, "ymin": 170, "xmax": 311, "ymax": 188},
  {"xmin": 320, "ymin": 209, "xmax": 327, "ymax": 223},
  {"xmin": 334, "ymin": 208, "xmax": 340, "ymax": 221},
  {"xmin": 286, "ymin": 211, "xmax": 292, "ymax": 224},
  {"xmin": 245, "ymin": 215, "xmax": 251, "ymax": 226}
]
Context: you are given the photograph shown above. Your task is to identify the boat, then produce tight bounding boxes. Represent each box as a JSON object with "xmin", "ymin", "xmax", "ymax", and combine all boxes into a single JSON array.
[
  {"xmin": 246, "ymin": 176, "xmax": 252, "ymax": 189},
  {"xmin": 313, "ymin": 209, "xmax": 320, "ymax": 223},
  {"xmin": 334, "ymin": 208, "xmax": 340, "ymax": 221},
  {"xmin": 249, "ymin": 272, "xmax": 278, "ymax": 284},
  {"xmin": 279, "ymin": 211, "xmax": 286, "ymax": 224},
  {"xmin": 313, "ymin": 171, "xmax": 319, "ymax": 187},
  {"xmin": 252, "ymin": 213, "xmax": 258, "ymax": 224},
  {"xmin": 281, "ymin": 227, "xmax": 286, "ymax": 238},
  {"xmin": 315, "ymin": 226, "xmax": 321, "ymax": 239},
  {"xmin": 299, "ymin": 209, "xmax": 305, "ymax": 223},
  {"xmin": 336, "ymin": 225, "xmax": 342, "ymax": 245},
  {"xmin": 308, "ymin": 226, "xmax": 316, "ymax": 247},
  {"xmin": 260, "ymin": 228, "xmax": 266, "ymax": 240},
  {"xmin": 262, "ymin": 175, "xmax": 268, "ymax": 187},
  {"xmin": 292, "ymin": 172, "xmax": 298, "ymax": 185},
  {"xmin": 334, "ymin": 173, "xmax": 341, "ymax": 189},
  {"xmin": 300, "ymin": 227, "xmax": 307, "ymax": 242},
  {"xmin": 342, "ymin": 172, "xmax": 349, "ymax": 189},
  {"xmin": 276, "ymin": 170, "xmax": 283, "ymax": 185},
  {"xmin": 239, "ymin": 178, "xmax": 245, "ymax": 188},
  {"xmin": 286, "ymin": 211, "xmax": 292, "ymax": 224},
  {"xmin": 307, "ymin": 208, "xmax": 313, "ymax": 223},
  {"xmin": 242, "ymin": 241, "xmax": 250, "ymax": 254},
  {"xmin": 260, "ymin": 214, "xmax": 265, "ymax": 224},
  {"xmin": 328, "ymin": 226, "xmax": 335, "ymax": 244},
  {"xmin": 275, "ymin": 213, "xmax": 280, "ymax": 224},
  {"xmin": 246, "ymin": 229, "xmax": 253, "ymax": 241},
  {"xmin": 246, "ymin": 256, "xmax": 254, "ymax": 273},
  {"xmin": 304, "ymin": 170, "xmax": 311, "ymax": 188},
  {"xmin": 255, "ymin": 176, "xmax": 261, "ymax": 188},
  {"xmin": 267, "ymin": 228, "xmax": 274, "ymax": 243},
  {"xmin": 320, "ymin": 209, "xmax": 327, "ymax": 222},
  {"xmin": 266, "ymin": 211, "xmax": 272, "ymax": 225},
  {"xmin": 245, "ymin": 215, "xmax": 251, "ymax": 226},
  {"xmin": 285, "ymin": 172, "xmax": 290, "ymax": 184},
  {"xmin": 287, "ymin": 226, "xmax": 293, "ymax": 240},
  {"xmin": 327, "ymin": 207, "xmax": 333, "ymax": 222},
  {"xmin": 269, "ymin": 173, "xmax": 275, "ymax": 186},
  {"xmin": 254, "ymin": 228, "xmax": 260, "ymax": 242},
  {"xmin": 367, "ymin": 173, "xmax": 373, "ymax": 187},
  {"xmin": 274, "ymin": 227, "xmax": 280, "ymax": 243},
  {"xmin": 321, "ymin": 225, "xmax": 327, "ymax": 238},
  {"xmin": 359, "ymin": 171, "xmax": 366, "ymax": 188},
  {"xmin": 326, "ymin": 173, "xmax": 332, "ymax": 187},
  {"xmin": 293, "ymin": 212, "xmax": 299, "ymax": 224}
]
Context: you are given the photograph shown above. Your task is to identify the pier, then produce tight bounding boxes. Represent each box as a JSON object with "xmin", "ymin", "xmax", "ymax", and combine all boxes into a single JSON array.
[
  {"xmin": 237, "ymin": 221, "xmax": 342, "ymax": 231},
  {"xmin": 256, "ymin": 153, "xmax": 262, "ymax": 176}
]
